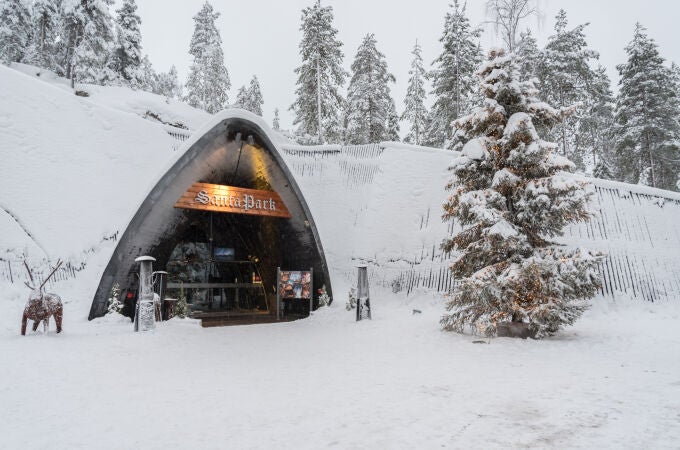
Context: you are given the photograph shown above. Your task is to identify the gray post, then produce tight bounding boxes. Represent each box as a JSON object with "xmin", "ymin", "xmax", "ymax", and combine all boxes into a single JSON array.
[
  {"xmin": 134, "ymin": 256, "xmax": 156, "ymax": 332},
  {"xmin": 154, "ymin": 271, "xmax": 168, "ymax": 320},
  {"xmin": 276, "ymin": 267, "xmax": 281, "ymax": 321},
  {"xmin": 356, "ymin": 264, "xmax": 370, "ymax": 321}
]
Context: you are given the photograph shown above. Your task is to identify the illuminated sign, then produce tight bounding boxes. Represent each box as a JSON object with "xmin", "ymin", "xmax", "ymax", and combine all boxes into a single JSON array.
[{"xmin": 174, "ymin": 182, "xmax": 291, "ymax": 218}]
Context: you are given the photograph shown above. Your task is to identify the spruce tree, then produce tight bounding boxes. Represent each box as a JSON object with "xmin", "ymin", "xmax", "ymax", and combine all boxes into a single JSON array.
[
  {"xmin": 272, "ymin": 108, "xmax": 280, "ymax": 130},
  {"xmin": 22, "ymin": 0, "xmax": 60, "ymax": 71},
  {"xmin": 426, "ymin": 0, "xmax": 482, "ymax": 149},
  {"xmin": 185, "ymin": 1, "xmax": 230, "ymax": 114},
  {"xmin": 581, "ymin": 66, "xmax": 615, "ymax": 175},
  {"xmin": 515, "ymin": 29, "xmax": 540, "ymax": 81},
  {"xmin": 386, "ymin": 99, "xmax": 401, "ymax": 142},
  {"xmin": 345, "ymin": 33, "xmax": 397, "ymax": 144},
  {"xmin": 402, "ymin": 40, "xmax": 428, "ymax": 145},
  {"xmin": 441, "ymin": 48, "xmax": 600, "ymax": 338},
  {"xmin": 138, "ymin": 54, "xmax": 158, "ymax": 93},
  {"xmin": 614, "ymin": 23, "xmax": 680, "ymax": 190},
  {"xmin": 538, "ymin": 10, "xmax": 599, "ymax": 170},
  {"xmin": 156, "ymin": 65, "xmax": 182, "ymax": 99},
  {"xmin": 71, "ymin": 0, "xmax": 117, "ymax": 85},
  {"xmin": 0, "ymin": 0, "xmax": 32, "ymax": 64},
  {"xmin": 290, "ymin": 0, "xmax": 347, "ymax": 144},
  {"xmin": 112, "ymin": 0, "xmax": 143, "ymax": 87},
  {"xmin": 234, "ymin": 85, "xmax": 248, "ymax": 109},
  {"xmin": 246, "ymin": 75, "xmax": 264, "ymax": 116}
]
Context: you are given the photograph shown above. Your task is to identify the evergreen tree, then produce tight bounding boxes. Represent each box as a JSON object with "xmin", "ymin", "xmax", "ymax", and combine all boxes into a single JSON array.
[
  {"xmin": 138, "ymin": 54, "xmax": 158, "ymax": 93},
  {"xmin": 580, "ymin": 66, "xmax": 615, "ymax": 175},
  {"xmin": 246, "ymin": 75, "xmax": 264, "ymax": 116},
  {"xmin": 515, "ymin": 29, "xmax": 540, "ymax": 81},
  {"xmin": 112, "ymin": 0, "xmax": 143, "ymax": 87},
  {"xmin": 156, "ymin": 65, "xmax": 182, "ymax": 99},
  {"xmin": 22, "ymin": 0, "xmax": 60, "ymax": 71},
  {"xmin": 234, "ymin": 85, "xmax": 248, "ymax": 108},
  {"xmin": 614, "ymin": 23, "xmax": 680, "ymax": 190},
  {"xmin": 0, "ymin": 0, "xmax": 32, "ymax": 64},
  {"xmin": 290, "ymin": 0, "xmax": 347, "ymax": 144},
  {"xmin": 272, "ymin": 108, "xmax": 280, "ymax": 130},
  {"xmin": 185, "ymin": 1, "xmax": 230, "ymax": 114},
  {"xmin": 538, "ymin": 10, "xmax": 599, "ymax": 170},
  {"xmin": 386, "ymin": 98, "xmax": 401, "ymax": 142},
  {"xmin": 345, "ymin": 33, "xmax": 397, "ymax": 144},
  {"xmin": 402, "ymin": 40, "xmax": 428, "ymax": 145},
  {"xmin": 441, "ymin": 48, "xmax": 600, "ymax": 338},
  {"xmin": 107, "ymin": 283, "xmax": 123, "ymax": 315},
  {"xmin": 71, "ymin": 0, "xmax": 117, "ymax": 85},
  {"xmin": 426, "ymin": 0, "xmax": 482, "ymax": 149}
]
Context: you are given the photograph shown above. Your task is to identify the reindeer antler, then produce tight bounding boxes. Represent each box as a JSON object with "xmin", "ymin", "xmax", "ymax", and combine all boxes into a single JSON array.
[
  {"xmin": 39, "ymin": 259, "xmax": 63, "ymax": 291},
  {"xmin": 23, "ymin": 260, "xmax": 35, "ymax": 284}
]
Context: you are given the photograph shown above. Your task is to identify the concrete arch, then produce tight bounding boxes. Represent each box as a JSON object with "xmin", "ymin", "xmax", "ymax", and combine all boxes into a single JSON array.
[{"xmin": 89, "ymin": 110, "xmax": 331, "ymax": 320}]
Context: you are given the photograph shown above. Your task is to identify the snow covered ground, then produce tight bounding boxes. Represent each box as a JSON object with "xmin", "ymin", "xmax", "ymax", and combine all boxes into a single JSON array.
[
  {"xmin": 2, "ymin": 64, "xmax": 680, "ymax": 449},
  {"xmin": 2, "ymin": 291, "xmax": 680, "ymax": 449}
]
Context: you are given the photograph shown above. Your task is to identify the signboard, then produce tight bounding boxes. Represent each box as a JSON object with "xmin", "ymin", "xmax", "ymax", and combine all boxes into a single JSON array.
[
  {"xmin": 276, "ymin": 268, "xmax": 313, "ymax": 320},
  {"xmin": 174, "ymin": 182, "xmax": 291, "ymax": 218},
  {"xmin": 278, "ymin": 270, "xmax": 312, "ymax": 299}
]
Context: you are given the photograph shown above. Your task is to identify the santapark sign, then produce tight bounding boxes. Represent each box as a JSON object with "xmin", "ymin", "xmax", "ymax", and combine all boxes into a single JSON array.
[{"xmin": 174, "ymin": 182, "xmax": 291, "ymax": 219}]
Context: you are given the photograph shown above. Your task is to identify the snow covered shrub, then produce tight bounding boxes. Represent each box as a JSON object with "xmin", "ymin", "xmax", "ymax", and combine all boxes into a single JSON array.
[
  {"xmin": 441, "ymin": 48, "xmax": 602, "ymax": 338},
  {"xmin": 174, "ymin": 285, "xmax": 189, "ymax": 319},
  {"xmin": 346, "ymin": 287, "xmax": 357, "ymax": 311},
  {"xmin": 318, "ymin": 285, "xmax": 331, "ymax": 307},
  {"xmin": 107, "ymin": 283, "xmax": 123, "ymax": 315}
]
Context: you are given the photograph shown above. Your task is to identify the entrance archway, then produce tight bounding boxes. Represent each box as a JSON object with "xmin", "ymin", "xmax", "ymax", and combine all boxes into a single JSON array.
[{"xmin": 89, "ymin": 112, "xmax": 332, "ymax": 323}]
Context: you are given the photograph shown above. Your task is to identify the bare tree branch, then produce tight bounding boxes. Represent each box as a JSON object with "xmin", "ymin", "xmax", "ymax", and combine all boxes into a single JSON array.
[{"xmin": 485, "ymin": 0, "xmax": 541, "ymax": 52}]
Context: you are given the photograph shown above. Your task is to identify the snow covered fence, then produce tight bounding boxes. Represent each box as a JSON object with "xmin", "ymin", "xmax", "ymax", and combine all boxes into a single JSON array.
[
  {"xmin": 281, "ymin": 143, "xmax": 680, "ymax": 303},
  {"xmin": 0, "ymin": 259, "xmax": 83, "ymax": 288},
  {"xmin": 165, "ymin": 126, "xmax": 192, "ymax": 152}
]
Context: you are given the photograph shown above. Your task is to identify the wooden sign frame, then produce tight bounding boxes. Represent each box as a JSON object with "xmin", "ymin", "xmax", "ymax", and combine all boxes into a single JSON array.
[{"xmin": 174, "ymin": 182, "xmax": 291, "ymax": 218}]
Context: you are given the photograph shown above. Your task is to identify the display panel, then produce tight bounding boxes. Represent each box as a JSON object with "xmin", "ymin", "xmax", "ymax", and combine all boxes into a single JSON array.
[
  {"xmin": 214, "ymin": 247, "xmax": 235, "ymax": 261},
  {"xmin": 279, "ymin": 270, "xmax": 312, "ymax": 299}
]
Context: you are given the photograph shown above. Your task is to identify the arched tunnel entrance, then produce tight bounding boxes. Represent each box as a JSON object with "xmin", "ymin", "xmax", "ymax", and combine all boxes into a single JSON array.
[{"xmin": 89, "ymin": 113, "xmax": 332, "ymax": 325}]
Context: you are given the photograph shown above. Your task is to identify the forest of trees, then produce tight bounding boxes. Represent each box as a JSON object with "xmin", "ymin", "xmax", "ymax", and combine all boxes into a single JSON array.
[{"xmin": 1, "ymin": 0, "xmax": 679, "ymax": 190}]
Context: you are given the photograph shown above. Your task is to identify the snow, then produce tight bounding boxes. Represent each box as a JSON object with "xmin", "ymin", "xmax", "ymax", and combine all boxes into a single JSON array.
[
  {"xmin": 2, "ymin": 63, "xmax": 680, "ymax": 448},
  {"xmin": 504, "ymin": 112, "xmax": 539, "ymax": 140},
  {"xmin": 461, "ymin": 137, "xmax": 488, "ymax": 160},
  {"xmin": 2, "ymin": 294, "xmax": 680, "ymax": 449}
]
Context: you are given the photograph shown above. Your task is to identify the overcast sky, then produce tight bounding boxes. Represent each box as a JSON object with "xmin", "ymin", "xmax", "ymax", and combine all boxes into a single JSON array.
[{"xmin": 121, "ymin": 0, "xmax": 680, "ymax": 130}]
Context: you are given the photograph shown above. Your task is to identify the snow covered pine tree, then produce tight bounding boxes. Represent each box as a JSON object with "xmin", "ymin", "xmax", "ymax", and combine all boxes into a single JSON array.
[
  {"xmin": 290, "ymin": 0, "xmax": 346, "ymax": 144},
  {"xmin": 345, "ymin": 33, "xmax": 397, "ymax": 144},
  {"xmin": 441, "ymin": 48, "xmax": 601, "ymax": 339},
  {"xmin": 402, "ymin": 40, "xmax": 428, "ymax": 145},
  {"xmin": 185, "ymin": 1, "xmax": 230, "ymax": 114}
]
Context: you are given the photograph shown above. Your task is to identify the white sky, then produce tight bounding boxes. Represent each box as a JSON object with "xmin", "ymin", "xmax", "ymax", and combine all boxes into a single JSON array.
[{"xmin": 123, "ymin": 0, "xmax": 680, "ymax": 130}]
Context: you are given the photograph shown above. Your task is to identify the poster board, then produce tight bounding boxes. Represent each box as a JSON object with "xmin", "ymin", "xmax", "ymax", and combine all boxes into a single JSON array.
[{"xmin": 276, "ymin": 268, "xmax": 313, "ymax": 320}]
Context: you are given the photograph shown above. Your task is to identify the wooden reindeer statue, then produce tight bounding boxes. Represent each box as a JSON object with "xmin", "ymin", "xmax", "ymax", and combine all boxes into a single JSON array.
[{"xmin": 21, "ymin": 260, "xmax": 64, "ymax": 335}]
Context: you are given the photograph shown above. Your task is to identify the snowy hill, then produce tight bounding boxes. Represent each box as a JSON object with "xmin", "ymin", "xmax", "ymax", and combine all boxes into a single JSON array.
[
  {"xmin": 2, "ymin": 62, "xmax": 680, "ymax": 323},
  {"xmin": 2, "ymin": 64, "xmax": 680, "ymax": 449}
]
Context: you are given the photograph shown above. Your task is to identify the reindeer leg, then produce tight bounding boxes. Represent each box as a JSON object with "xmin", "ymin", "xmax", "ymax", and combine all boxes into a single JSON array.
[
  {"xmin": 43, "ymin": 317, "xmax": 49, "ymax": 333},
  {"xmin": 55, "ymin": 309, "xmax": 63, "ymax": 334},
  {"xmin": 32, "ymin": 320, "xmax": 40, "ymax": 332},
  {"xmin": 21, "ymin": 313, "xmax": 28, "ymax": 335}
]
